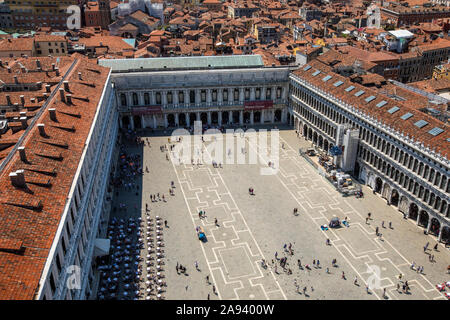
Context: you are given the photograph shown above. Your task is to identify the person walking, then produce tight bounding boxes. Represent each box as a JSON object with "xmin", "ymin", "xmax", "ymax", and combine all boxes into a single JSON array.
[{"xmin": 354, "ymin": 277, "xmax": 358, "ymax": 285}]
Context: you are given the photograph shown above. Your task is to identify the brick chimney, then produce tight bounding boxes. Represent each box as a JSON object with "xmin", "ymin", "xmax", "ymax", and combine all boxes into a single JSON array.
[
  {"xmin": 63, "ymin": 81, "xmax": 69, "ymax": 92},
  {"xmin": 6, "ymin": 95, "xmax": 11, "ymax": 105},
  {"xmin": 9, "ymin": 170, "xmax": 26, "ymax": 188},
  {"xmin": 37, "ymin": 124, "xmax": 46, "ymax": 137},
  {"xmin": 49, "ymin": 108, "xmax": 57, "ymax": 121},
  {"xmin": 59, "ymin": 88, "xmax": 65, "ymax": 102},
  {"xmin": 20, "ymin": 116, "xmax": 28, "ymax": 129},
  {"xmin": 18, "ymin": 146, "xmax": 26, "ymax": 162},
  {"xmin": 66, "ymin": 94, "xmax": 72, "ymax": 105},
  {"xmin": 20, "ymin": 95, "xmax": 25, "ymax": 105}
]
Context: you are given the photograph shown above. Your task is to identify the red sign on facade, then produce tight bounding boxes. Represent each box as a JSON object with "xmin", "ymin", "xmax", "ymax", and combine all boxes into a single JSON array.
[
  {"xmin": 244, "ymin": 100, "xmax": 273, "ymax": 110},
  {"xmin": 132, "ymin": 106, "xmax": 162, "ymax": 115}
]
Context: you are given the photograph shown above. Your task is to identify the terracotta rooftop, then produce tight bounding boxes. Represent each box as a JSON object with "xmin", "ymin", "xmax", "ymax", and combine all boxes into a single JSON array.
[
  {"xmin": 293, "ymin": 59, "xmax": 449, "ymax": 159},
  {"xmin": 0, "ymin": 56, "xmax": 111, "ymax": 299}
]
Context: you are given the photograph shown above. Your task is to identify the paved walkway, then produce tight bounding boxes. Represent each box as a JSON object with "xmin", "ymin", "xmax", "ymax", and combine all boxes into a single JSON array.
[{"xmin": 107, "ymin": 127, "xmax": 449, "ymax": 300}]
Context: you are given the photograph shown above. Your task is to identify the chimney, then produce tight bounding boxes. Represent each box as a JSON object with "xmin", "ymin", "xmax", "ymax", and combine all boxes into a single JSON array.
[
  {"xmin": 0, "ymin": 59, "xmax": 2, "ymax": 67},
  {"xmin": 30, "ymin": 98, "xmax": 36, "ymax": 104},
  {"xmin": 36, "ymin": 59, "xmax": 41, "ymax": 70},
  {"xmin": 13, "ymin": 75, "xmax": 18, "ymax": 84},
  {"xmin": 37, "ymin": 124, "xmax": 46, "ymax": 137},
  {"xmin": 6, "ymin": 95, "xmax": 11, "ymax": 105},
  {"xmin": 78, "ymin": 72, "xmax": 82, "ymax": 80},
  {"xmin": 52, "ymin": 63, "xmax": 55, "ymax": 71},
  {"xmin": 63, "ymin": 81, "xmax": 69, "ymax": 92},
  {"xmin": 20, "ymin": 95, "xmax": 25, "ymax": 105},
  {"xmin": 45, "ymin": 84, "xmax": 51, "ymax": 93},
  {"xmin": 55, "ymin": 67, "xmax": 60, "ymax": 76},
  {"xmin": 20, "ymin": 116, "xmax": 28, "ymax": 129},
  {"xmin": 7, "ymin": 66, "xmax": 11, "ymax": 73},
  {"xmin": 66, "ymin": 94, "xmax": 72, "ymax": 105},
  {"xmin": 18, "ymin": 146, "xmax": 26, "ymax": 162},
  {"xmin": 9, "ymin": 170, "xmax": 26, "ymax": 188},
  {"xmin": 49, "ymin": 108, "xmax": 57, "ymax": 121},
  {"xmin": 21, "ymin": 65, "xmax": 26, "ymax": 73},
  {"xmin": 59, "ymin": 88, "xmax": 65, "ymax": 102},
  {"xmin": 43, "ymin": 92, "xmax": 48, "ymax": 100}
]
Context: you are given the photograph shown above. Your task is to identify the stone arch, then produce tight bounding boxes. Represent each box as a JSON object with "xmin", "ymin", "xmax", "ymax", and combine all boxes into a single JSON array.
[
  {"xmin": 222, "ymin": 111, "xmax": 229, "ymax": 125},
  {"xmin": 254, "ymin": 111, "xmax": 261, "ymax": 123},
  {"xmin": 211, "ymin": 111, "xmax": 219, "ymax": 125},
  {"xmin": 133, "ymin": 115, "xmax": 141, "ymax": 129},
  {"xmin": 398, "ymin": 195, "xmax": 408, "ymax": 213},
  {"xmin": 200, "ymin": 112, "xmax": 208, "ymax": 124},
  {"xmin": 374, "ymin": 177, "xmax": 383, "ymax": 193},
  {"xmin": 418, "ymin": 210, "xmax": 429, "ymax": 228},
  {"xmin": 179, "ymin": 113, "xmax": 186, "ymax": 126},
  {"xmin": 243, "ymin": 111, "xmax": 250, "ymax": 124},
  {"xmin": 429, "ymin": 218, "xmax": 440, "ymax": 237},
  {"xmin": 318, "ymin": 135, "xmax": 323, "ymax": 149},
  {"xmin": 274, "ymin": 109, "xmax": 282, "ymax": 122},
  {"xmin": 167, "ymin": 114, "xmax": 175, "ymax": 127},
  {"xmin": 189, "ymin": 113, "xmax": 196, "ymax": 126},
  {"xmin": 390, "ymin": 189, "xmax": 399, "ymax": 206},
  {"xmin": 441, "ymin": 226, "xmax": 450, "ymax": 245},
  {"xmin": 232, "ymin": 111, "xmax": 240, "ymax": 124},
  {"xmin": 382, "ymin": 182, "xmax": 391, "ymax": 199},
  {"xmin": 122, "ymin": 116, "xmax": 130, "ymax": 129},
  {"xmin": 409, "ymin": 203, "xmax": 419, "ymax": 220}
]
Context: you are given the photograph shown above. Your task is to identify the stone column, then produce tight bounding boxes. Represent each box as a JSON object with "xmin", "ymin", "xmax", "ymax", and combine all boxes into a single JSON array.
[
  {"xmin": 196, "ymin": 112, "xmax": 200, "ymax": 121},
  {"xmin": 250, "ymin": 87, "xmax": 256, "ymax": 101},
  {"xmin": 173, "ymin": 90, "xmax": 179, "ymax": 106},
  {"xmin": 260, "ymin": 111, "xmax": 265, "ymax": 124},
  {"xmin": 416, "ymin": 211, "xmax": 421, "ymax": 225},
  {"xmin": 282, "ymin": 109, "xmax": 287, "ymax": 123},
  {"xmin": 196, "ymin": 89, "xmax": 201, "ymax": 106},
  {"xmin": 426, "ymin": 216, "xmax": 432, "ymax": 233},
  {"xmin": 184, "ymin": 89, "xmax": 190, "ymax": 105},
  {"xmin": 186, "ymin": 112, "xmax": 190, "ymax": 127},
  {"xmin": 271, "ymin": 109, "xmax": 275, "ymax": 123},
  {"xmin": 261, "ymin": 87, "xmax": 267, "ymax": 101},
  {"xmin": 150, "ymin": 91, "xmax": 156, "ymax": 105},
  {"xmin": 129, "ymin": 115, "xmax": 135, "ymax": 130},
  {"xmin": 175, "ymin": 113, "xmax": 179, "ymax": 126},
  {"xmin": 239, "ymin": 110, "xmax": 243, "ymax": 126},
  {"xmin": 207, "ymin": 112, "xmax": 212, "ymax": 125},
  {"xmin": 207, "ymin": 89, "xmax": 212, "ymax": 105},
  {"xmin": 218, "ymin": 89, "xmax": 223, "ymax": 106},
  {"xmin": 250, "ymin": 111, "xmax": 254, "ymax": 124},
  {"xmin": 141, "ymin": 115, "xmax": 145, "ymax": 128},
  {"xmin": 282, "ymin": 86, "xmax": 287, "ymax": 101},
  {"xmin": 164, "ymin": 114, "xmax": 168, "ymax": 128},
  {"xmin": 438, "ymin": 224, "xmax": 444, "ymax": 242},
  {"xmin": 162, "ymin": 91, "xmax": 168, "ymax": 107},
  {"xmin": 228, "ymin": 110, "xmax": 233, "ymax": 124},
  {"xmin": 228, "ymin": 88, "xmax": 234, "ymax": 105},
  {"xmin": 271, "ymin": 86, "xmax": 277, "ymax": 101},
  {"xmin": 239, "ymin": 88, "xmax": 244, "ymax": 104},
  {"xmin": 218, "ymin": 112, "xmax": 222, "ymax": 126},
  {"xmin": 152, "ymin": 115, "xmax": 157, "ymax": 129},
  {"xmin": 119, "ymin": 116, "xmax": 124, "ymax": 129}
]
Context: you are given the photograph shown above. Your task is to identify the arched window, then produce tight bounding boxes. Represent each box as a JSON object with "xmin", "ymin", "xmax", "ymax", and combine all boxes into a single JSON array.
[{"xmin": 120, "ymin": 93, "xmax": 127, "ymax": 106}]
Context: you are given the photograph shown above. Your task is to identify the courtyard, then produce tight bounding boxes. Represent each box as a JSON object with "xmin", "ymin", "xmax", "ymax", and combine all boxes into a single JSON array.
[{"xmin": 104, "ymin": 124, "xmax": 449, "ymax": 300}]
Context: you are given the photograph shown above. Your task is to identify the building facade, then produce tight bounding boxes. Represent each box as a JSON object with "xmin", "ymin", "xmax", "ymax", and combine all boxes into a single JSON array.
[
  {"xmin": 99, "ymin": 56, "xmax": 291, "ymax": 131},
  {"xmin": 289, "ymin": 61, "xmax": 450, "ymax": 244},
  {"xmin": 5, "ymin": 0, "xmax": 81, "ymax": 29}
]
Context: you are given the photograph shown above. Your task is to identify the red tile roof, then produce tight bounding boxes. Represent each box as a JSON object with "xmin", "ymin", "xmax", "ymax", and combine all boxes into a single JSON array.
[
  {"xmin": 293, "ymin": 60, "xmax": 449, "ymax": 158},
  {"xmin": 0, "ymin": 56, "xmax": 111, "ymax": 299}
]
